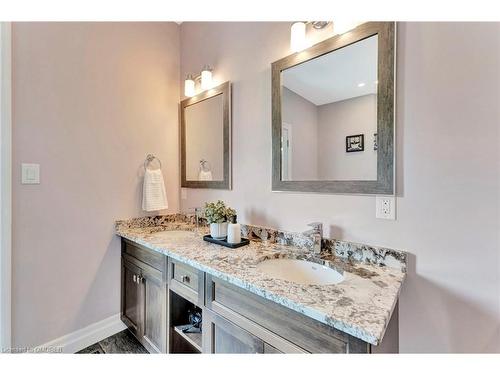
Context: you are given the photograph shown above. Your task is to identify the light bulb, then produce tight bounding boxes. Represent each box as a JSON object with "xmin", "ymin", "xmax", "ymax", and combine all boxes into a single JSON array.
[
  {"xmin": 290, "ymin": 22, "xmax": 307, "ymax": 53},
  {"xmin": 184, "ymin": 75, "xmax": 195, "ymax": 97},
  {"xmin": 333, "ymin": 20, "xmax": 361, "ymax": 35},
  {"xmin": 201, "ymin": 66, "xmax": 213, "ymax": 90}
]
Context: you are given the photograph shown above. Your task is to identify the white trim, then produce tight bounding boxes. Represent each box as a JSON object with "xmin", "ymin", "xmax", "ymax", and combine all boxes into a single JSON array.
[
  {"xmin": 36, "ymin": 314, "xmax": 127, "ymax": 354},
  {"xmin": 0, "ymin": 21, "xmax": 12, "ymax": 352}
]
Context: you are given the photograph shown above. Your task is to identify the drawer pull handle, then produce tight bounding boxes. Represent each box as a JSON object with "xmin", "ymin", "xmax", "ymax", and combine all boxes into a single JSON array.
[{"xmin": 181, "ymin": 275, "xmax": 190, "ymax": 283}]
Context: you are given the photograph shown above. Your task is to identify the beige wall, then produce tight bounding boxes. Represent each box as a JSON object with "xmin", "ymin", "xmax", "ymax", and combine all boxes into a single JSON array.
[
  {"xmin": 282, "ymin": 89, "xmax": 377, "ymax": 181},
  {"xmin": 12, "ymin": 22, "xmax": 180, "ymax": 347},
  {"xmin": 185, "ymin": 94, "xmax": 224, "ymax": 180},
  {"xmin": 180, "ymin": 22, "xmax": 500, "ymax": 352},
  {"xmin": 317, "ymin": 94, "xmax": 377, "ymax": 180},
  {"xmin": 281, "ymin": 87, "xmax": 318, "ymax": 180}
]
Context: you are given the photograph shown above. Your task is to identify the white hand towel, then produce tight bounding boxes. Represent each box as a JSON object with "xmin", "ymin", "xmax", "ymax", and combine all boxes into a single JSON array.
[
  {"xmin": 198, "ymin": 170, "xmax": 213, "ymax": 181},
  {"xmin": 142, "ymin": 168, "xmax": 168, "ymax": 212}
]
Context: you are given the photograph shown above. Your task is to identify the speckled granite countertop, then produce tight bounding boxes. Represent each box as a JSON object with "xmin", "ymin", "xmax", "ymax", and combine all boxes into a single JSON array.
[{"xmin": 116, "ymin": 216, "xmax": 406, "ymax": 346}]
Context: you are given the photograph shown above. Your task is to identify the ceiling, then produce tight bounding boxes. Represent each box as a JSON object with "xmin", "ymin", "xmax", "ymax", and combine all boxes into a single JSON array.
[{"xmin": 282, "ymin": 35, "xmax": 378, "ymax": 106}]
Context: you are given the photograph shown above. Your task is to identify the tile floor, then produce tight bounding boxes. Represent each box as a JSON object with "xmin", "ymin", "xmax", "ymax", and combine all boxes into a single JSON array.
[{"xmin": 77, "ymin": 329, "xmax": 148, "ymax": 354}]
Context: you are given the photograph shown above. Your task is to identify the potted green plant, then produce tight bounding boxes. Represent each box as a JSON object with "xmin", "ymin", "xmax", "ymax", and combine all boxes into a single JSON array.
[{"xmin": 204, "ymin": 200, "xmax": 236, "ymax": 240}]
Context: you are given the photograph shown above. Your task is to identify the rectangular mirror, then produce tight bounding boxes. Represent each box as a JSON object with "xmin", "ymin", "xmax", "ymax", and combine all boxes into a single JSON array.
[
  {"xmin": 272, "ymin": 22, "xmax": 395, "ymax": 194},
  {"xmin": 181, "ymin": 81, "xmax": 231, "ymax": 189}
]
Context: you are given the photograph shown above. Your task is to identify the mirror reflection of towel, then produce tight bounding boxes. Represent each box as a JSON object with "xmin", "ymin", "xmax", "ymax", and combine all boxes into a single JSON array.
[
  {"xmin": 198, "ymin": 170, "xmax": 213, "ymax": 181},
  {"xmin": 142, "ymin": 169, "xmax": 168, "ymax": 211}
]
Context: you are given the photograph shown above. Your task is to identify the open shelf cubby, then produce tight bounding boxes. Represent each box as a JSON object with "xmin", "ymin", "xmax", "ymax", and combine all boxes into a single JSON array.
[{"xmin": 169, "ymin": 290, "xmax": 203, "ymax": 353}]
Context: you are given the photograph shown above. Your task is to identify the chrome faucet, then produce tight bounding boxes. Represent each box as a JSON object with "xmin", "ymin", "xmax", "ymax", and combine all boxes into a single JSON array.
[
  {"xmin": 189, "ymin": 207, "xmax": 203, "ymax": 232},
  {"xmin": 302, "ymin": 222, "xmax": 323, "ymax": 255}
]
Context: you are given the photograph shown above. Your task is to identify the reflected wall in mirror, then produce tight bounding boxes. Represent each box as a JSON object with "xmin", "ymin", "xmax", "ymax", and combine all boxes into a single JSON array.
[
  {"xmin": 181, "ymin": 81, "xmax": 231, "ymax": 189},
  {"xmin": 281, "ymin": 35, "xmax": 378, "ymax": 181},
  {"xmin": 185, "ymin": 94, "xmax": 224, "ymax": 181},
  {"xmin": 272, "ymin": 22, "xmax": 395, "ymax": 194}
]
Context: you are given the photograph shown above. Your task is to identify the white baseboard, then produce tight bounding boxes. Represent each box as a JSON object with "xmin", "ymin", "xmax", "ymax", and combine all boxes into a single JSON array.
[{"xmin": 36, "ymin": 313, "xmax": 127, "ymax": 354}]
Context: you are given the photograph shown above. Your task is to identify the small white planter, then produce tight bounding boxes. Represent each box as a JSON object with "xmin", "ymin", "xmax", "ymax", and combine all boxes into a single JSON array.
[{"xmin": 210, "ymin": 222, "xmax": 228, "ymax": 240}]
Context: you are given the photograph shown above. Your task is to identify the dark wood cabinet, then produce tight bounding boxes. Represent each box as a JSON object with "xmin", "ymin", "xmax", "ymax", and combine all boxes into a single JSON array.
[
  {"xmin": 203, "ymin": 309, "xmax": 264, "ymax": 354},
  {"xmin": 121, "ymin": 259, "xmax": 143, "ymax": 339},
  {"xmin": 120, "ymin": 238, "xmax": 397, "ymax": 354},
  {"xmin": 205, "ymin": 275, "xmax": 369, "ymax": 353},
  {"xmin": 168, "ymin": 259, "xmax": 204, "ymax": 307},
  {"xmin": 121, "ymin": 245, "xmax": 167, "ymax": 353},
  {"xmin": 140, "ymin": 263, "xmax": 165, "ymax": 353}
]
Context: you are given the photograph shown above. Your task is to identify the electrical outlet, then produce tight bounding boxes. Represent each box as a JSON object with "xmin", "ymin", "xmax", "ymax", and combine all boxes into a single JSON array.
[{"xmin": 376, "ymin": 196, "xmax": 396, "ymax": 220}]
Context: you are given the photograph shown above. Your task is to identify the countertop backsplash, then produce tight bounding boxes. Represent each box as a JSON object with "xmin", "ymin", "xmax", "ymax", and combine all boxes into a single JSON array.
[{"xmin": 116, "ymin": 214, "xmax": 407, "ymax": 273}]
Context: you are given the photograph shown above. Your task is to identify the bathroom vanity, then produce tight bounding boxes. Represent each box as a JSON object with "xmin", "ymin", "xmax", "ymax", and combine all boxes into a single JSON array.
[{"xmin": 116, "ymin": 215, "xmax": 405, "ymax": 354}]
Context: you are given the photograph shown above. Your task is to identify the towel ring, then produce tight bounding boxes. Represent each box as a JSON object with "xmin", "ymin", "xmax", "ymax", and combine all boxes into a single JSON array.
[
  {"xmin": 199, "ymin": 159, "xmax": 212, "ymax": 172},
  {"xmin": 144, "ymin": 154, "xmax": 162, "ymax": 170}
]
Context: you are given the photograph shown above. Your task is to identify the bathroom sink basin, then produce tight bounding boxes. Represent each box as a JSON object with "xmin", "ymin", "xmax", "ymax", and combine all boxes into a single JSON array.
[
  {"xmin": 148, "ymin": 230, "xmax": 194, "ymax": 239},
  {"xmin": 256, "ymin": 258, "xmax": 344, "ymax": 285}
]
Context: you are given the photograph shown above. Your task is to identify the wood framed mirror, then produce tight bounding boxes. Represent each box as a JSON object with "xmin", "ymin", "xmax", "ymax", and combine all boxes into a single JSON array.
[
  {"xmin": 181, "ymin": 81, "xmax": 231, "ymax": 189},
  {"xmin": 272, "ymin": 22, "xmax": 395, "ymax": 194}
]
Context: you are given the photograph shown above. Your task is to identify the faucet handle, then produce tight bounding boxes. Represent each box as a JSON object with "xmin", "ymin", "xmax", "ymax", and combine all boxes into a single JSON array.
[
  {"xmin": 307, "ymin": 222, "xmax": 323, "ymax": 233},
  {"xmin": 189, "ymin": 207, "xmax": 203, "ymax": 216},
  {"xmin": 188, "ymin": 207, "xmax": 203, "ymax": 226}
]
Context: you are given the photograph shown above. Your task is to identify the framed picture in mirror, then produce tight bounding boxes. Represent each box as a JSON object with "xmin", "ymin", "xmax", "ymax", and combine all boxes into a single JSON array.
[{"xmin": 346, "ymin": 134, "xmax": 364, "ymax": 153}]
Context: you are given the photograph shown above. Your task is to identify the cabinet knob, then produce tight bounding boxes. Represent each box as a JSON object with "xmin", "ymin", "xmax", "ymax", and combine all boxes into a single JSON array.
[
  {"xmin": 133, "ymin": 274, "xmax": 137, "ymax": 283},
  {"xmin": 181, "ymin": 275, "xmax": 190, "ymax": 283}
]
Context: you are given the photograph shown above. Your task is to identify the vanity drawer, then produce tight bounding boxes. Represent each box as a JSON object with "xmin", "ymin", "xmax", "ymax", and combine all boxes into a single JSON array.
[
  {"xmin": 205, "ymin": 275, "xmax": 369, "ymax": 353},
  {"xmin": 122, "ymin": 239, "xmax": 166, "ymax": 271},
  {"xmin": 168, "ymin": 259, "xmax": 204, "ymax": 306},
  {"xmin": 173, "ymin": 261, "xmax": 199, "ymax": 290}
]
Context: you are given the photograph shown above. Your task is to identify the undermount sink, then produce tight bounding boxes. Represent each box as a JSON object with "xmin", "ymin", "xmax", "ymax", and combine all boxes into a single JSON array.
[
  {"xmin": 256, "ymin": 258, "xmax": 345, "ymax": 285},
  {"xmin": 149, "ymin": 230, "xmax": 194, "ymax": 239}
]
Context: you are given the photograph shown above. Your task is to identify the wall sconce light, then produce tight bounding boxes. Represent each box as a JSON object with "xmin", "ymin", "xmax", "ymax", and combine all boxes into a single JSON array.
[
  {"xmin": 333, "ymin": 20, "xmax": 362, "ymax": 35},
  {"xmin": 290, "ymin": 22, "xmax": 307, "ymax": 53},
  {"xmin": 201, "ymin": 65, "xmax": 213, "ymax": 90},
  {"xmin": 184, "ymin": 65, "xmax": 214, "ymax": 97},
  {"xmin": 184, "ymin": 74, "xmax": 195, "ymax": 97},
  {"xmin": 289, "ymin": 21, "xmax": 362, "ymax": 53}
]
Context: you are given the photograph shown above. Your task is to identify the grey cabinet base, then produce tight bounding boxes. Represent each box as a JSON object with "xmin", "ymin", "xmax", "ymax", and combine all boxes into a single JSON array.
[
  {"xmin": 121, "ymin": 241, "xmax": 167, "ymax": 353},
  {"xmin": 120, "ymin": 238, "xmax": 398, "ymax": 354}
]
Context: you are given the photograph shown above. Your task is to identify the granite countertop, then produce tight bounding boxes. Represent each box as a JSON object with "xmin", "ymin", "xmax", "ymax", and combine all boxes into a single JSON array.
[{"xmin": 116, "ymin": 216, "xmax": 406, "ymax": 346}]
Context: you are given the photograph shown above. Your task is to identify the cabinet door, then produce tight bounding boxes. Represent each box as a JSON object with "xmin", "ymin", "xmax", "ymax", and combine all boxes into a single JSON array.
[
  {"xmin": 264, "ymin": 343, "xmax": 283, "ymax": 354},
  {"xmin": 121, "ymin": 260, "xmax": 143, "ymax": 338},
  {"xmin": 140, "ymin": 265, "xmax": 165, "ymax": 353},
  {"xmin": 204, "ymin": 310, "xmax": 264, "ymax": 354}
]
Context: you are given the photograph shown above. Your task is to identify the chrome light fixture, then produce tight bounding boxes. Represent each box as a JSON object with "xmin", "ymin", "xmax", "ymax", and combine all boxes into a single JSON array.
[
  {"xmin": 290, "ymin": 21, "xmax": 307, "ymax": 52},
  {"xmin": 200, "ymin": 65, "xmax": 213, "ymax": 90},
  {"xmin": 184, "ymin": 74, "xmax": 195, "ymax": 97},
  {"xmin": 290, "ymin": 21, "xmax": 332, "ymax": 53},
  {"xmin": 333, "ymin": 20, "xmax": 362, "ymax": 35},
  {"xmin": 289, "ymin": 21, "xmax": 363, "ymax": 53},
  {"xmin": 311, "ymin": 21, "xmax": 330, "ymax": 30},
  {"xmin": 184, "ymin": 65, "xmax": 214, "ymax": 97}
]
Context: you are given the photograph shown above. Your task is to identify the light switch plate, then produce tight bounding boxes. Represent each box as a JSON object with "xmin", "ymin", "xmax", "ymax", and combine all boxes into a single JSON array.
[
  {"xmin": 21, "ymin": 163, "xmax": 40, "ymax": 184},
  {"xmin": 376, "ymin": 196, "xmax": 395, "ymax": 220}
]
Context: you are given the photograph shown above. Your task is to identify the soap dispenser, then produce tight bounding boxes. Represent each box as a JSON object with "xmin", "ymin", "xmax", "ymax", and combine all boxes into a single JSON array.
[{"xmin": 227, "ymin": 215, "xmax": 241, "ymax": 244}]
